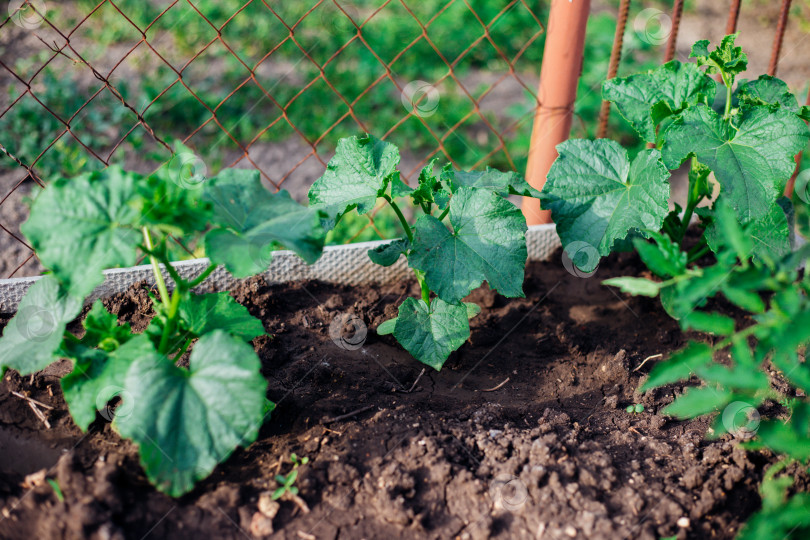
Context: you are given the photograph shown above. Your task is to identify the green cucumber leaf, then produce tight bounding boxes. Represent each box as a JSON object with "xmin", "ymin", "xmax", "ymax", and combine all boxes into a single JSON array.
[
  {"xmin": 390, "ymin": 176, "xmax": 414, "ymax": 199},
  {"xmin": 736, "ymin": 75, "xmax": 800, "ymax": 113},
  {"xmin": 114, "ymin": 330, "xmax": 268, "ymax": 497},
  {"xmin": 393, "ymin": 297, "xmax": 470, "ymax": 370},
  {"xmin": 139, "ymin": 142, "xmax": 213, "ymax": 236},
  {"xmin": 0, "ymin": 276, "xmax": 82, "ymax": 376},
  {"xmin": 410, "ymin": 159, "xmax": 451, "ymax": 210},
  {"xmin": 465, "ymin": 302, "xmax": 482, "ymax": 319},
  {"xmin": 408, "ymin": 186, "xmax": 527, "ymax": 304},
  {"xmin": 80, "ymin": 300, "xmax": 132, "ymax": 352},
  {"xmin": 308, "ymin": 134, "xmax": 400, "ymax": 228},
  {"xmin": 368, "ymin": 237, "xmax": 410, "ymax": 267},
  {"xmin": 179, "ymin": 292, "xmax": 265, "ymax": 342},
  {"xmin": 450, "ymin": 167, "xmax": 541, "ymax": 198},
  {"xmin": 640, "ymin": 341, "xmax": 714, "ymax": 391},
  {"xmin": 662, "ymin": 386, "xmax": 733, "ymax": 419},
  {"xmin": 61, "ymin": 335, "xmax": 154, "ymax": 432},
  {"xmin": 21, "ymin": 167, "xmax": 142, "ymax": 298},
  {"xmin": 603, "ymin": 277, "xmax": 662, "ymax": 297},
  {"xmin": 204, "ymin": 168, "xmax": 326, "ymax": 278},
  {"xmin": 541, "ymin": 140, "xmax": 670, "ymax": 273},
  {"xmin": 602, "ymin": 60, "xmax": 716, "ymax": 142},
  {"xmin": 690, "ymin": 34, "xmax": 747, "ymax": 81},
  {"xmin": 662, "ymin": 105, "xmax": 809, "ymax": 223}
]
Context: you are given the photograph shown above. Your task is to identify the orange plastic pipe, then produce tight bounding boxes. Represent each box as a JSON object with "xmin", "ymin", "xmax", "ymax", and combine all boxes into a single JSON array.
[{"xmin": 522, "ymin": 0, "xmax": 591, "ymax": 225}]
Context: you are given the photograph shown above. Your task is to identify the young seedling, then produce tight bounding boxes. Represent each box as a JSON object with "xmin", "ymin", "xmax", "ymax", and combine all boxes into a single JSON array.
[
  {"xmin": 308, "ymin": 134, "xmax": 540, "ymax": 369},
  {"xmin": 272, "ymin": 453, "xmax": 309, "ymax": 500},
  {"xmin": 0, "ymin": 144, "xmax": 327, "ymax": 496},
  {"xmin": 625, "ymin": 403, "xmax": 644, "ymax": 414}
]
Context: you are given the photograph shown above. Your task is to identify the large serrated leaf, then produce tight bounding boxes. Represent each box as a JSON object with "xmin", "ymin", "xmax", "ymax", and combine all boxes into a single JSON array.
[
  {"xmin": 204, "ymin": 168, "xmax": 325, "ymax": 278},
  {"xmin": 662, "ymin": 105, "xmax": 809, "ymax": 222},
  {"xmin": 61, "ymin": 335, "xmax": 154, "ymax": 432},
  {"xmin": 179, "ymin": 292, "xmax": 265, "ymax": 341},
  {"xmin": 21, "ymin": 167, "xmax": 142, "ymax": 298},
  {"xmin": 114, "ymin": 330, "xmax": 268, "ymax": 497},
  {"xmin": 368, "ymin": 237, "xmax": 409, "ymax": 267},
  {"xmin": 541, "ymin": 140, "xmax": 670, "ymax": 273},
  {"xmin": 308, "ymin": 134, "xmax": 400, "ymax": 228},
  {"xmin": 450, "ymin": 168, "xmax": 541, "ymax": 198},
  {"xmin": 0, "ymin": 276, "xmax": 82, "ymax": 376},
  {"xmin": 408, "ymin": 186, "xmax": 527, "ymax": 304},
  {"xmin": 79, "ymin": 300, "xmax": 132, "ymax": 351},
  {"xmin": 393, "ymin": 297, "xmax": 470, "ymax": 370},
  {"xmin": 139, "ymin": 142, "xmax": 213, "ymax": 236},
  {"xmin": 736, "ymin": 75, "xmax": 799, "ymax": 112},
  {"xmin": 602, "ymin": 60, "xmax": 716, "ymax": 142}
]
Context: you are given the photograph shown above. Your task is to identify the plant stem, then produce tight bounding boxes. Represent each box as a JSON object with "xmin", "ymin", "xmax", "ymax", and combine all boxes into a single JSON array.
[
  {"xmin": 436, "ymin": 206, "xmax": 450, "ymax": 222},
  {"xmin": 687, "ymin": 244, "xmax": 711, "ymax": 264},
  {"xmin": 158, "ymin": 288, "xmax": 182, "ymax": 354},
  {"xmin": 715, "ymin": 324, "xmax": 761, "ymax": 350},
  {"xmin": 383, "ymin": 195, "xmax": 413, "ymax": 243},
  {"xmin": 679, "ymin": 158, "xmax": 704, "ymax": 243},
  {"xmin": 722, "ymin": 73, "xmax": 733, "ymax": 120},
  {"xmin": 420, "ymin": 278, "xmax": 430, "ymax": 304},
  {"xmin": 187, "ymin": 264, "xmax": 216, "ymax": 289},
  {"xmin": 175, "ymin": 337, "xmax": 193, "ymax": 360},
  {"xmin": 142, "ymin": 227, "xmax": 170, "ymax": 306}
]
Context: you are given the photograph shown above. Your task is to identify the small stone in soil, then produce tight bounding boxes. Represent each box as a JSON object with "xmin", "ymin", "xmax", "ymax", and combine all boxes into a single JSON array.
[{"xmin": 250, "ymin": 512, "xmax": 274, "ymax": 537}]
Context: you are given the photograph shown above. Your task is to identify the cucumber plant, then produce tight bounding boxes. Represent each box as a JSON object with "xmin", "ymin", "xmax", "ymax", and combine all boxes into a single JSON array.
[
  {"xmin": 541, "ymin": 34, "xmax": 810, "ymax": 288},
  {"xmin": 540, "ymin": 35, "xmax": 810, "ymax": 538},
  {"xmin": 308, "ymin": 134, "xmax": 540, "ymax": 370},
  {"xmin": 0, "ymin": 144, "xmax": 327, "ymax": 496}
]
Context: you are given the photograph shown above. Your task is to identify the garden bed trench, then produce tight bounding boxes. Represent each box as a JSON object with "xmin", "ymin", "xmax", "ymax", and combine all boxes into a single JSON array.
[{"xmin": 0, "ymin": 225, "xmax": 798, "ymax": 540}]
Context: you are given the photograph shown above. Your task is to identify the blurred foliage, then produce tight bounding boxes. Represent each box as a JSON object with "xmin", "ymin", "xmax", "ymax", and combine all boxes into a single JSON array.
[{"xmin": 3, "ymin": 0, "xmax": 671, "ymax": 245}]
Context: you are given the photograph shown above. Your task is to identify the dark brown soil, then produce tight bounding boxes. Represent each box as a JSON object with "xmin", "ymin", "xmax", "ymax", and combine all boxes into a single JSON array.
[{"xmin": 0, "ymin": 251, "xmax": 794, "ymax": 540}]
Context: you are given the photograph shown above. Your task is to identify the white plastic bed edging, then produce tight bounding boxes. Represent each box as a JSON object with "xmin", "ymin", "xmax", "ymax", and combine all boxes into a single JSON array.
[{"xmin": 0, "ymin": 224, "xmax": 560, "ymax": 313}]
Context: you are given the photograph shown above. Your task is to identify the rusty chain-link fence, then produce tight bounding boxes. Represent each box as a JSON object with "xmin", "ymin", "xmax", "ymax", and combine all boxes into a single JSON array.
[
  {"xmin": 0, "ymin": 0, "xmax": 552, "ymax": 278},
  {"xmin": 1, "ymin": 0, "xmax": 807, "ymax": 279}
]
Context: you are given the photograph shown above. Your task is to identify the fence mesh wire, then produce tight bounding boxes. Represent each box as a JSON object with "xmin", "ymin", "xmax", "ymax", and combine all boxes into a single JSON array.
[
  {"xmin": 0, "ymin": 0, "xmax": 805, "ymax": 279},
  {"xmin": 0, "ymin": 0, "xmax": 549, "ymax": 278}
]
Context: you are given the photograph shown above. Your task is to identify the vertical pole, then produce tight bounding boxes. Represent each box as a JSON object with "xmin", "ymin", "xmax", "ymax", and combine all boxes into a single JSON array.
[
  {"xmin": 664, "ymin": 0, "xmax": 685, "ymax": 63},
  {"xmin": 596, "ymin": 0, "xmax": 631, "ymax": 140},
  {"xmin": 768, "ymin": 0, "xmax": 792, "ymax": 77},
  {"xmin": 725, "ymin": 0, "xmax": 742, "ymax": 35},
  {"xmin": 522, "ymin": 0, "xmax": 591, "ymax": 226}
]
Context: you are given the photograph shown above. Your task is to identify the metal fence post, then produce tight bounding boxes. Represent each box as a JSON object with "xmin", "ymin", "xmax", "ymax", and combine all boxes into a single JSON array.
[{"xmin": 522, "ymin": 0, "xmax": 591, "ymax": 226}]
